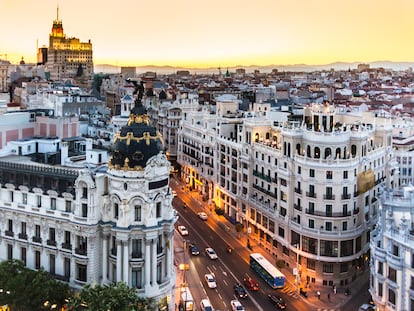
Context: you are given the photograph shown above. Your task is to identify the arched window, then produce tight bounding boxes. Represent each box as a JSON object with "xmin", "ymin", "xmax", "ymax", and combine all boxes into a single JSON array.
[
  {"xmin": 324, "ymin": 148, "xmax": 332, "ymax": 159},
  {"xmin": 314, "ymin": 147, "xmax": 320, "ymax": 159},
  {"xmin": 335, "ymin": 148, "xmax": 341, "ymax": 159},
  {"xmin": 351, "ymin": 145, "xmax": 357, "ymax": 157},
  {"xmin": 296, "ymin": 143, "xmax": 301, "ymax": 155}
]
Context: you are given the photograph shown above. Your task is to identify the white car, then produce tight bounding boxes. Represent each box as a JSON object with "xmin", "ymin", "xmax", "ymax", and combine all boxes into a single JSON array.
[
  {"xmin": 200, "ymin": 298, "xmax": 214, "ymax": 311},
  {"xmin": 230, "ymin": 300, "xmax": 245, "ymax": 311},
  {"xmin": 205, "ymin": 247, "xmax": 218, "ymax": 259},
  {"xmin": 204, "ymin": 273, "xmax": 217, "ymax": 289},
  {"xmin": 177, "ymin": 225, "xmax": 189, "ymax": 236},
  {"xmin": 198, "ymin": 212, "xmax": 208, "ymax": 220}
]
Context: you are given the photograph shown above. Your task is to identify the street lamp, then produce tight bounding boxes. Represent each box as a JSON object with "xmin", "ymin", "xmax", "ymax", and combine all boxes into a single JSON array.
[{"xmin": 294, "ymin": 243, "xmax": 300, "ymax": 293}]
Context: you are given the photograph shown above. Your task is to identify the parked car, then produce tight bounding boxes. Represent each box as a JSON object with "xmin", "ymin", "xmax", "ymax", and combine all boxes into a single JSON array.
[
  {"xmin": 205, "ymin": 247, "xmax": 218, "ymax": 259},
  {"xmin": 230, "ymin": 300, "xmax": 245, "ymax": 311},
  {"xmin": 233, "ymin": 283, "xmax": 248, "ymax": 299},
  {"xmin": 204, "ymin": 273, "xmax": 217, "ymax": 289},
  {"xmin": 243, "ymin": 275, "xmax": 259, "ymax": 291},
  {"xmin": 188, "ymin": 243, "xmax": 199, "ymax": 256},
  {"xmin": 268, "ymin": 294, "xmax": 286, "ymax": 310},
  {"xmin": 177, "ymin": 225, "xmax": 188, "ymax": 236},
  {"xmin": 198, "ymin": 211, "xmax": 208, "ymax": 220}
]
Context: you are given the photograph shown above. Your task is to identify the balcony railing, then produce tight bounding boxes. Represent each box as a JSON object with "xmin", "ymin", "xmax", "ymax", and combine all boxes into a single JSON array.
[
  {"xmin": 5, "ymin": 230, "xmax": 14, "ymax": 237},
  {"xmin": 32, "ymin": 236, "xmax": 42, "ymax": 243},
  {"xmin": 293, "ymin": 204, "xmax": 302, "ymax": 211},
  {"xmin": 324, "ymin": 194, "xmax": 336, "ymax": 200},
  {"xmin": 47, "ymin": 239, "xmax": 57, "ymax": 247},
  {"xmin": 75, "ymin": 248, "xmax": 87, "ymax": 256},
  {"xmin": 306, "ymin": 192, "xmax": 317, "ymax": 198},
  {"xmin": 18, "ymin": 233, "xmax": 28, "ymax": 240},
  {"xmin": 341, "ymin": 194, "xmax": 351, "ymax": 200},
  {"xmin": 61, "ymin": 243, "xmax": 72, "ymax": 250},
  {"xmin": 294, "ymin": 188, "xmax": 302, "ymax": 194}
]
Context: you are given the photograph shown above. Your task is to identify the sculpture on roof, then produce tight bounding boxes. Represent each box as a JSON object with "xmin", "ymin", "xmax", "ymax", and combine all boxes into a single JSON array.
[{"xmin": 126, "ymin": 78, "xmax": 145, "ymax": 105}]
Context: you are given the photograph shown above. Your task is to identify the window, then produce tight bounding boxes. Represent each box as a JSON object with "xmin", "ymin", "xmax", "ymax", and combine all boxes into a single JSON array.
[
  {"xmin": 340, "ymin": 263, "xmax": 347, "ymax": 273},
  {"xmin": 132, "ymin": 239, "xmax": 142, "ymax": 258},
  {"xmin": 65, "ymin": 200, "xmax": 71, "ymax": 212},
  {"xmin": 35, "ymin": 224, "xmax": 41, "ymax": 238},
  {"xmin": 156, "ymin": 202, "xmax": 161, "ymax": 218},
  {"xmin": 131, "ymin": 268, "xmax": 143, "ymax": 288},
  {"xmin": 342, "ymin": 221, "xmax": 347, "ymax": 231},
  {"xmin": 50, "ymin": 254, "xmax": 55, "ymax": 275},
  {"xmin": 82, "ymin": 203, "xmax": 88, "ymax": 217},
  {"xmin": 82, "ymin": 187, "xmax": 88, "ymax": 199},
  {"xmin": 307, "ymin": 259, "xmax": 316, "ymax": 270},
  {"xmin": 8, "ymin": 219, "xmax": 13, "ymax": 232},
  {"xmin": 77, "ymin": 264, "xmax": 87, "ymax": 282},
  {"xmin": 114, "ymin": 203, "xmax": 119, "ymax": 219},
  {"xmin": 157, "ymin": 234, "xmax": 163, "ymax": 254},
  {"xmin": 310, "ymin": 169, "xmax": 315, "ymax": 178},
  {"xmin": 320, "ymin": 240, "xmax": 338, "ymax": 257},
  {"xmin": 323, "ymin": 263, "xmax": 334, "ymax": 273},
  {"xmin": 37, "ymin": 195, "xmax": 42, "ymax": 207},
  {"xmin": 378, "ymin": 282, "xmax": 383, "ymax": 297},
  {"xmin": 21, "ymin": 247, "xmax": 26, "ymax": 265},
  {"xmin": 343, "ymin": 171, "xmax": 348, "ymax": 179},
  {"xmin": 309, "ymin": 219, "xmax": 314, "ymax": 229},
  {"xmin": 22, "ymin": 193, "xmax": 27, "ymax": 204},
  {"xmin": 7, "ymin": 244, "xmax": 12, "ymax": 260},
  {"xmin": 35, "ymin": 250, "xmax": 41, "ymax": 269},
  {"xmin": 64, "ymin": 258, "xmax": 71, "ymax": 279},
  {"xmin": 393, "ymin": 245, "xmax": 399, "ymax": 257},
  {"xmin": 340, "ymin": 240, "xmax": 353, "ymax": 256},
  {"xmin": 388, "ymin": 267, "xmax": 397, "ymax": 282},
  {"xmin": 278, "ymin": 227, "xmax": 285, "ymax": 238},
  {"xmin": 157, "ymin": 262, "xmax": 162, "ymax": 284},
  {"xmin": 135, "ymin": 205, "xmax": 142, "ymax": 221},
  {"xmin": 325, "ymin": 222, "xmax": 332, "ymax": 231},
  {"xmin": 378, "ymin": 262, "xmax": 383, "ymax": 275},
  {"xmin": 21, "ymin": 222, "xmax": 26, "ymax": 235},
  {"xmin": 326, "ymin": 170, "xmax": 333, "ymax": 179},
  {"xmin": 51, "ymin": 198, "xmax": 56, "ymax": 210},
  {"xmin": 388, "ymin": 288, "xmax": 396, "ymax": 305}
]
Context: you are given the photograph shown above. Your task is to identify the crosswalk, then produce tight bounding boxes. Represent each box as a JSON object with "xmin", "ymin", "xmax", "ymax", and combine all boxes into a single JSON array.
[{"xmin": 280, "ymin": 286, "xmax": 299, "ymax": 298}]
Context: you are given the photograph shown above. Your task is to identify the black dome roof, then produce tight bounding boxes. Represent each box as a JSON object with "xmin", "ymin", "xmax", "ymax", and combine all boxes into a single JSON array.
[{"xmin": 109, "ymin": 103, "xmax": 164, "ymax": 170}]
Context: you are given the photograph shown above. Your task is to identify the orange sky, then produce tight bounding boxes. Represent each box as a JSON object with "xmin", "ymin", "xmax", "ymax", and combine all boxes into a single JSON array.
[{"xmin": 1, "ymin": 0, "xmax": 413, "ymax": 68}]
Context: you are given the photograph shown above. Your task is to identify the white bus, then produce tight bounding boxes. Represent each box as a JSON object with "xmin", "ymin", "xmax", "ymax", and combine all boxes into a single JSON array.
[{"xmin": 179, "ymin": 287, "xmax": 194, "ymax": 311}]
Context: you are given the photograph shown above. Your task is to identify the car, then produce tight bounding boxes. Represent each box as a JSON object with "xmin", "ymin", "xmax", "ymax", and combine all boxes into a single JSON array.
[
  {"xmin": 200, "ymin": 298, "xmax": 214, "ymax": 311},
  {"xmin": 177, "ymin": 225, "xmax": 188, "ymax": 236},
  {"xmin": 198, "ymin": 211, "xmax": 208, "ymax": 220},
  {"xmin": 268, "ymin": 294, "xmax": 286, "ymax": 310},
  {"xmin": 230, "ymin": 300, "xmax": 245, "ymax": 311},
  {"xmin": 172, "ymin": 190, "xmax": 177, "ymax": 197},
  {"xmin": 243, "ymin": 275, "xmax": 259, "ymax": 291},
  {"xmin": 204, "ymin": 273, "xmax": 217, "ymax": 289},
  {"xmin": 188, "ymin": 243, "xmax": 199, "ymax": 256},
  {"xmin": 205, "ymin": 247, "xmax": 218, "ymax": 259},
  {"xmin": 233, "ymin": 283, "xmax": 248, "ymax": 299},
  {"xmin": 359, "ymin": 304, "xmax": 378, "ymax": 311}
]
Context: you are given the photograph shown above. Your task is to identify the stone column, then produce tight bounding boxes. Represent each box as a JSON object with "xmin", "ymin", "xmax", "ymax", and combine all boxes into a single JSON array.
[
  {"xmin": 145, "ymin": 239, "xmax": 151, "ymax": 288},
  {"xmin": 151, "ymin": 238, "xmax": 157, "ymax": 284},
  {"xmin": 116, "ymin": 240, "xmax": 122, "ymax": 282},
  {"xmin": 102, "ymin": 234, "xmax": 108, "ymax": 283},
  {"xmin": 123, "ymin": 241, "xmax": 129, "ymax": 283}
]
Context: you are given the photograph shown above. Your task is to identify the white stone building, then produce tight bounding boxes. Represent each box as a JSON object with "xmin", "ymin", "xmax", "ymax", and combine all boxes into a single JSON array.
[
  {"xmin": 370, "ymin": 186, "xmax": 414, "ymax": 311},
  {"xmin": 178, "ymin": 98, "xmax": 398, "ymax": 287},
  {"xmin": 0, "ymin": 100, "xmax": 177, "ymax": 310}
]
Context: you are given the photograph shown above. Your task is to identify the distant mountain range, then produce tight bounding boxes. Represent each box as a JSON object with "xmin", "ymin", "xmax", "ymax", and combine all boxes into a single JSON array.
[{"xmin": 94, "ymin": 61, "xmax": 414, "ymax": 75}]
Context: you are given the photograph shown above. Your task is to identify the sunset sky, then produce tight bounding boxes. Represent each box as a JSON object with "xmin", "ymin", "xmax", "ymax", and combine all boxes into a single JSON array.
[{"xmin": 1, "ymin": 0, "xmax": 413, "ymax": 68}]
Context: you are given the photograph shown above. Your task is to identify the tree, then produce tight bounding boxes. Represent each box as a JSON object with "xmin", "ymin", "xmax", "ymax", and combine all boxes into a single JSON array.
[
  {"xmin": 66, "ymin": 282, "xmax": 156, "ymax": 311},
  {"xmin": 0, "ymin": 259, "xmax": 70, "ymax": 311}
]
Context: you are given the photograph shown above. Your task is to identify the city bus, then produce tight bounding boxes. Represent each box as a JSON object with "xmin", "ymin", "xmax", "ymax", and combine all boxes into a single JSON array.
[
  {"xmin": 179, "ymin": 287, "xmax": 194, "ymax": 311},
  {"xmin": 249, "ymin": 253, "xmax": 286, "ymax": 289}
]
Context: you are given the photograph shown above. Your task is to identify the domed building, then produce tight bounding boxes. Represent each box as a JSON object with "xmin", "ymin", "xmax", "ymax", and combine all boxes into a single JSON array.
[{"xmin": 0, "ymin": 87, "xmax": 177, "ymax": 310}]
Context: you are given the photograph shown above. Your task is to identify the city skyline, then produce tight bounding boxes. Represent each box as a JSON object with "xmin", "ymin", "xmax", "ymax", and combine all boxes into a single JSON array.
[{"xmin": 1, "ymin": 0, "xmax": 414, "ymax": 68}]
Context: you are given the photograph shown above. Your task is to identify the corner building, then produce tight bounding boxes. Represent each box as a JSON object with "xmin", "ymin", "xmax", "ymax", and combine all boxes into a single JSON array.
[
  {"xmin": 179, "ymin": 99, "xmax": 397, "ymax": 287},
  {"xmin": 0, "ymin": 102, "xmax": 176, "ymax": 309}
]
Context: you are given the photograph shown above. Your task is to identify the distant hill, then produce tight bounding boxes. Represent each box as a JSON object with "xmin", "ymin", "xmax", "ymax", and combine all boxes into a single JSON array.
[{"xmin": 94, "ymin": 61, "xmax": 414, "ymax": 75}]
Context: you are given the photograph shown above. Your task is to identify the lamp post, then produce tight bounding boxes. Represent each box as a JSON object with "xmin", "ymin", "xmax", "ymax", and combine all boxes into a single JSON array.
[{"xmin": 295, "ymin": 243, "xmax": 300, "ymax": 293}]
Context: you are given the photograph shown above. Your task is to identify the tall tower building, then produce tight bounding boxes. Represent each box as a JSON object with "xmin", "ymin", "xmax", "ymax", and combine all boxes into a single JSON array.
[{"xmin": 45, "ymin": 7, "xmax": 93, "ymax": 81}]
